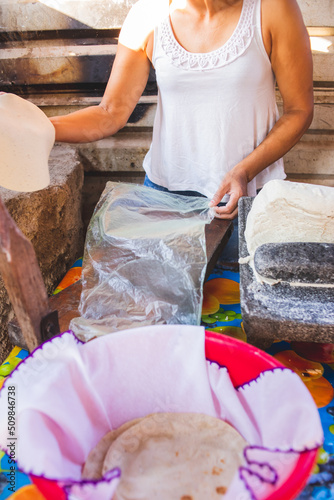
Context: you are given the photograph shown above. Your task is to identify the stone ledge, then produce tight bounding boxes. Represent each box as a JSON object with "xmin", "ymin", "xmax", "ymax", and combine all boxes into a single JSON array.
[
  {"xmin": 286, "ymin": 174, "xmax": 334, "ymax": 187},
  {"xmin": 0, "ymin": 145, "xmax": 84, "ymax": 363},
  {"xmin": 284, "ymin": 133, "xmax": 334, "ymax": 176},
  {"xmin": 74, "ymin": 131, "xmax": 153, "ymax": 172},
  {"xmin": 35, "ymin": 88, "xmax": 334, "ymax": 132}
]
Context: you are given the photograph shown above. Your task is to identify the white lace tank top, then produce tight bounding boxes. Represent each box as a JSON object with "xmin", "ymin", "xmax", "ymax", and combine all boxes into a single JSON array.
[{"xmin": 142, "ymin": 0, "xmax": 286, "ymax": 198}]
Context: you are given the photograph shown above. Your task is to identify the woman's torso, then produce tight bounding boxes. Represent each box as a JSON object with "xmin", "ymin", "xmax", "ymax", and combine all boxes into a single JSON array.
[{"xmin": 142, "ymin": 0, "xmax": 285, "ymax": 198}]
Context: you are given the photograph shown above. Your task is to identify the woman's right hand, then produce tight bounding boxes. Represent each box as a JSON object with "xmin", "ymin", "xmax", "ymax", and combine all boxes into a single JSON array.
[{"xmin": 209, "ymin": 166, "xmax": 248, "ymax": 220}]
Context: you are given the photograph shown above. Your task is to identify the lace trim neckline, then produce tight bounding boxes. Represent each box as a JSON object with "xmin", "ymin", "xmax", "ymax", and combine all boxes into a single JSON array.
[{"xmin": 160, "ymin": 0, "xmax": 255, "ymax": 70}]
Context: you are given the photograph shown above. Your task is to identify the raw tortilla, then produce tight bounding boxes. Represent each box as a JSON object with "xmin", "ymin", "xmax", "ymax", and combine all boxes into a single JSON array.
[
  {"xmin": 243, "ymin": 180, "xmax": 334, "ymax": 284},
  {"xmin": 101, "ymin": 412, "xmax": 247, "ymax": 499},
  {"xmin": 0, "ymin": 93, "xmax": 55, "ymax": 192}
]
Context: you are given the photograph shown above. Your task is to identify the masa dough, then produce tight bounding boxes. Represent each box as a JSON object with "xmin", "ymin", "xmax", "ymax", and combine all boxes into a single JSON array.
[
  {"xmin": 0, "ymin": 93, "xmax": 55, "ymax": 192},
  {"xmin": 244, "ymin": 180, "xmax": 334, "ymax": 284}
]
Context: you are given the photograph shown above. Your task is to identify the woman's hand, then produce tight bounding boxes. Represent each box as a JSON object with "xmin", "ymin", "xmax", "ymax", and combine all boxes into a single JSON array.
[{"xmin": 209, "ymin": 166, "xmax": 248, "ymax": 219}]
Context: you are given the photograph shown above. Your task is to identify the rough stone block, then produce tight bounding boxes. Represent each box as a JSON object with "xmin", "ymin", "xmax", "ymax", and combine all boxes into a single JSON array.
[{"xmin": 0, "ymin": 145, "xmax": 84, "ymax": 362}]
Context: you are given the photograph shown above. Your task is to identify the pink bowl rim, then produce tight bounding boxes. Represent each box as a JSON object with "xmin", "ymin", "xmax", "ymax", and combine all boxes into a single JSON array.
[{"xmin": 205, "ymin": 331, "xmax": 318, "ymax": 500}]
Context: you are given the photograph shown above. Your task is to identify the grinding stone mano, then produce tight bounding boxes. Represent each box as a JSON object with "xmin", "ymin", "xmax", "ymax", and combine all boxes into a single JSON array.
[
  {"xmin": 254, "ymin": 242, "xmax": 334, "ymax": 285},
  {"xmin": 0, "ymin": 93, "xmax": 55, "ymax": 192}
]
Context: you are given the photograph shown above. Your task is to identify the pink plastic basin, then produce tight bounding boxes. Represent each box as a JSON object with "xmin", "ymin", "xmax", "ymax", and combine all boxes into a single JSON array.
[
  {"xmin": 30, "ymin": 329, "xmax": 318, "ymax": 500},
  {"xmin": 205, "ymin": 330, "xmax": 318, "ymax": 500}
]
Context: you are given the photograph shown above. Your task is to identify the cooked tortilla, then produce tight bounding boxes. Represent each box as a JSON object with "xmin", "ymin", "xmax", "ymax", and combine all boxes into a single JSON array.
[
  {"xmin": 82, "ymin": 418, "xmax": 144, "ymax": 479},
  {"xmin": 102, "ymin": 412, "xmax": 247, "ymax": 499}
]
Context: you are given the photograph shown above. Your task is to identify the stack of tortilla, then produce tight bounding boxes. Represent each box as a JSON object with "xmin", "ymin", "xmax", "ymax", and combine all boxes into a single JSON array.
[{"xmin": 82, "ymin": 412, "xmax": 247, "ymax": 499}]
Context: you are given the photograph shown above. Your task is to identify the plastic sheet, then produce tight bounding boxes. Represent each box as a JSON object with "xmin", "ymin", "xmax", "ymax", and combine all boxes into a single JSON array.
[{"xmin": 70, "ymin": 182, "xmax": 214, "ymax": 341}]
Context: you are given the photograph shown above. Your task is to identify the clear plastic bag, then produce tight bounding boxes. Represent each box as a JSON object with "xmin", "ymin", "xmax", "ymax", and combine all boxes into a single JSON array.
[{"xmin": 70, "ymin": 182, "xmax": 214, "ymax": 341}]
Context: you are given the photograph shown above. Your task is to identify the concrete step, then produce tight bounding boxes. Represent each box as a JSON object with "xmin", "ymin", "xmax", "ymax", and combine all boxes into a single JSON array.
[
  {"xmin": 59, "ymin": 129, "xmax": 334, "ymax": 190},
  {"xmin": 0, "ymin": 38, "xmax": 118, "ymax": 87},
  {"xmin": 1, "ymin": 37, "xmax": 333, "ymax": 86},
  {"xmin": 74, "ymin": 130, "xmax": 153, "ymax": 172},
  {"xmin": 284, "ymin": 133, "xmax": 334, "ymax": 178},
  {"xmin": 21, "ymin": 87, "xmax": 334, "ymax": 134},
  {"xmin": 0, "ymin": 38, "xmax": 158, "ymax": 94}
]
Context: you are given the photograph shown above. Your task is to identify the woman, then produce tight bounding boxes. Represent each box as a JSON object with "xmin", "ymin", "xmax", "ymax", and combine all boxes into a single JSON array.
[{"xmin": 50, "ymin": 0, "xmax": 313, "ymax": 221}]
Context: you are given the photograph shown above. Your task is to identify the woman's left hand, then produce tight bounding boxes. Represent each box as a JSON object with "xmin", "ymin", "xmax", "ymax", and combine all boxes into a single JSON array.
[{"xmin": 209, "ymin": 167, "xmax": 248, "ymax": 220}]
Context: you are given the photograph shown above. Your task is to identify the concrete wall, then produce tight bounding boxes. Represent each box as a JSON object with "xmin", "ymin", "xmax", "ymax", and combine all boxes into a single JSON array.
[{"xmin": 0, "ymin": 0, "xmax": 136, "ymax": 31}]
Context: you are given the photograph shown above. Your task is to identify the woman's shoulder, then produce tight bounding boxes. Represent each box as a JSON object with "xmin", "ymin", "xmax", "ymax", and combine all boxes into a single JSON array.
[
  {"xmin": 120, "ymin": 0, "xmax": 169, "ymax": 31},
  {"xmin": 261, "ymin": 0, "xmax": 308, "ymax": 49},
  {"xmin": 119, "ymin": 0, "xmax": 169, "ymax": 52},
  {"xmin": 261, "ymin": 0, "xmax": 306, "ymax": 29}
]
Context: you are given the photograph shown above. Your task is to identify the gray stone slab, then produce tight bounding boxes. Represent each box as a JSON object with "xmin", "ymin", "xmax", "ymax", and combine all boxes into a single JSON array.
[{"xmin": 239, "ymin": 197, "xmax": 334, "ymax": 347}]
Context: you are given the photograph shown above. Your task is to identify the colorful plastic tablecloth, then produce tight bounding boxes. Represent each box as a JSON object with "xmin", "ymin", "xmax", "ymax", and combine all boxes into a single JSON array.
[{"xmin": 0, "ymin": 263, "xmax": 334, "ymax": 500}]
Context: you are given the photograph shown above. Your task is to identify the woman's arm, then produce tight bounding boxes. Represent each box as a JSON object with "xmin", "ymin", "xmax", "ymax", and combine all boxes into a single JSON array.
[
  {"xmin": 211, "ymin": 0, "xmax": 313, "ymax": 219},
  {"xmin": 50, "ymin": 44, "xmax": 151, "ymax": 143},
  {"xmin": 50, "ymin": 0, "xmax": 165, "ymax": 143}
]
